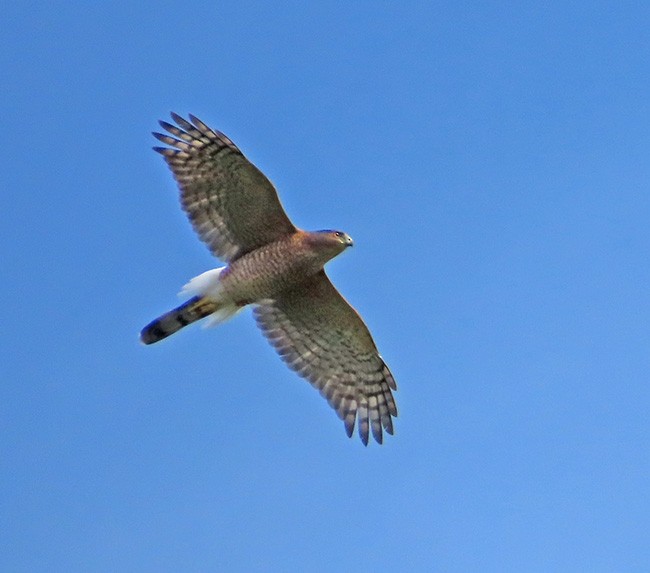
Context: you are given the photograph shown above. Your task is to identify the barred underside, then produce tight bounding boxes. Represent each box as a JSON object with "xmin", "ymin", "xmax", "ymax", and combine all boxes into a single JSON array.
[{"xmin": 148, "ymin": 114, "xmax": 398, "ymax": 445}]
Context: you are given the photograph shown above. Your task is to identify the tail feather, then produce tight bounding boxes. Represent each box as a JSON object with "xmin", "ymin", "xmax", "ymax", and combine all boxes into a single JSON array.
[{"xmin": 140, "ymin": 296, "xmax": 219, "ymax": 344}]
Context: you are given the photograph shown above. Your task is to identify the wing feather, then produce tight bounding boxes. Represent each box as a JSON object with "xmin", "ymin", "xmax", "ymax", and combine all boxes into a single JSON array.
[
  {"xmin": 254, "ymin": 271, "xmax": 397, "ymax": 445},
  {"xmin": 154, "ymin": 113, "xmax": 296, "ymax": 261}
]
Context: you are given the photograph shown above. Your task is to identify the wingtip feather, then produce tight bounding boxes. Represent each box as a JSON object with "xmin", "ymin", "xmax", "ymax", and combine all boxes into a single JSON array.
[{"xmin": 170, "ymin": 111, "xmax": 184, "ymax": 124}]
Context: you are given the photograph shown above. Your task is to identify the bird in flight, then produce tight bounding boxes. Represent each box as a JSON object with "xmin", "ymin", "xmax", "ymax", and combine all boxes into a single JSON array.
[{"xmin": 140, "ymin": 113, "xmax": 397, "ymax": 445}]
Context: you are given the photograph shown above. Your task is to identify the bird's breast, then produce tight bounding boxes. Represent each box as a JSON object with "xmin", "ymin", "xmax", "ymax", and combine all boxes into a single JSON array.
[{"xmin": 219, "ymin": 238, "xmax": 325, "ymax": 304}]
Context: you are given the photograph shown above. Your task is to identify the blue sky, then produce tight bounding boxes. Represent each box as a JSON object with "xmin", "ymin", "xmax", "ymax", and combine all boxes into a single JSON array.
[{"xmin": 2, "ymin": 2, "xmax": 650, "ymax": 571}]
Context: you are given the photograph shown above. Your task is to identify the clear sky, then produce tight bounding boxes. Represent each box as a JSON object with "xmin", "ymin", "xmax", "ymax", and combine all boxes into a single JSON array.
[{"xmin": 2, "ymin": 2, "xmax": 650, "ymax": 571}]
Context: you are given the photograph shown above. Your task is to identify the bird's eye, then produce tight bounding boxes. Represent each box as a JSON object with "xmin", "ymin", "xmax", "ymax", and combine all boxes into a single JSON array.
[{"xmin": 335, "ymin": 231, "xmax": 343, "ymax": 237}]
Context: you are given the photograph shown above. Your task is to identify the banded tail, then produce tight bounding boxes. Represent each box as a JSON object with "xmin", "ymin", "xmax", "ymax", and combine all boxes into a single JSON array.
[{"xmin": 140, "ymin": 296, "xmax": 219, "ymax": 344}]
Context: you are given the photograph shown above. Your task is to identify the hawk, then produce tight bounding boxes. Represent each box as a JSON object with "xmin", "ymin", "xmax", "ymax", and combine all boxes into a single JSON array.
[{"xmin": 140, "ymin": 113, "xmax": 397, "ymax": 445}]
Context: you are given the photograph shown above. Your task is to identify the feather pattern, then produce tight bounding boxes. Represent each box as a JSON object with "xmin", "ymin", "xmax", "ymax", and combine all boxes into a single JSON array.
[
  {"xmin": 254, "ymin": 271, "xmax": 397, "ymax": 445},
  {"xmin": 153, "ymin": 113, "xmax": 296, "ymax": 262},
  {"xmin": 144, "ymin": 114, "xmax": 398, "ymax": 445}
]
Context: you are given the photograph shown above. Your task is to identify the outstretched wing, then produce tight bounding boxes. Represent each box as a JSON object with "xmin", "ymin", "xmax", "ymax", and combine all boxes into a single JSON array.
[
  {"xmin": 153, "ymin": 113, "xmax": 296, "ymax": 262},
  {"xmin": 254, "ymin": 271, "xmax": 397, "ymax": 445}
]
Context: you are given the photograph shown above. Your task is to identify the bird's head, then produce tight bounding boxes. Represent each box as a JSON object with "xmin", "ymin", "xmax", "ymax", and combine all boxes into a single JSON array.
[
  {"xmin": 302, "ymin": 230, "xmax": 354, "ymax": 261},
  {"xmin": 317, "ymin": 230, "xmax": 354, "ymax": 249}
]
